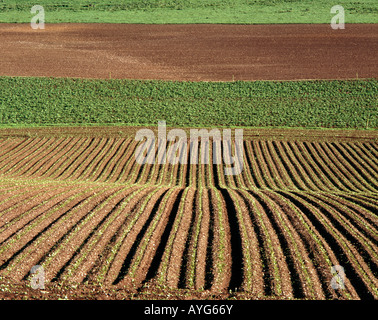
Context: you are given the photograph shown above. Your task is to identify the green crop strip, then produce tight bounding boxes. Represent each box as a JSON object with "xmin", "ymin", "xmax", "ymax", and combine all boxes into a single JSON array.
[
  {"xmin": 0, "ymin": 77, "xmax": 376, "ymax": 130},
  {"xmin": 1, "ymin": 0, "xmax": 377, "ymax": 24}
]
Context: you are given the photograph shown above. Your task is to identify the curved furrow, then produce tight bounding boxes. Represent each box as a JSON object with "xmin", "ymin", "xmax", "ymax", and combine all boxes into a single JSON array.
[
  {"xmin": 115, "ymin": 188, "xmax": 179, "ymax": 288},
  {"xmin": 111, "ymin": 139, "xmax": 140, "ymax": 183},
  {"xmin": 221, "ymin": 188, "xmax": 276, "ymax": 294},
  {"xmin": 179, "ymin": 187, "xmax": 205, "ymax": 290},
  {"xmin": 295, "ymin": 142, "xmax": 342, "ymax": 192},
  {"xmin": 0, "ymin": 138, "xmax": 34, "ymax": 165},
  {"xmin": 206, "ymin": 141, "xmax": 216, "ymax": 189},
  {"xmin": 244, "ymin": 141, "xmax": 264, "ymax": 189},
  {"xmin": 0, "ymin": 183, "xmax": 49, "ymax": 215},
  {"xmin": 0, "ymin": 138, "xmax": 18, "ymax": 156},
  {"xmin": 357, "ymin": 142, "xmax": 378, "ymax": 165},
  {"xmin": 64, "ymin": 138, "xmax": 110, "ymax": 181},
  {"xmin": 314, "ymin": 142, "xmax": 366, "ymax": 192},
  {"xmin": 278, "ymin": 191, "xmax": 377, "ymax": 299},
  {"xmin": 261, "ymin": 141, "xmax": 292, "ymax": 190},
  {"xmin": 0, "ymin": 187, "xmax": 97, "ymax": 276},
  {"xmin": 128, "ymin": 138, "xmax": 159, "ymax": 186},
  {"xmin": 269, "ymin": 140, "xmax": 303, "ymax": 190},
  {"xmin": 322, "ymin": 194, "xmax": 378, "ymax": 237},
  {"xmin": 0, "ymin": 184, "xmax": 74, "ymax": 232},
  {"xmin": 176, "ymin": 161, "xmax": 187, "ymax": 188},
  {"xmin": 269, "ymin": 141, "xmax": 311, "ymax": 191},
  {"xmin": 269, "ymin": 191, "xmax": 353, "ymax": 299},
  {"xmin": 208, "ymin": 188, "xmax": 233, "ymax": 292},
  {"xmin": 0, "ymin": 185, "xmax": 119, "ymax": 281},
  {"xmin": 47, "ymin": 138, "xmax": 95, "ymax": 179},
  {"xmin": 79, "ymin": 138, "xmax": 122, "ymax": 181},
  {"xmin": 259, "ymin": 190, "xmax": 326, "ymax": 299},
  {"xmin": 338, "ymin": 194, "xmax": 378, "ymax": 223},
  {"xmin": 145, "ymin": 140, "xmax": 165, "ymax": 186},
  {"xmin": 323, "ymin": 142, "xmax": 377, "ymax": 192},
  {"xmin": 296, "ymin": 192, "xmax": 378, "ymax": 274},
  {"xmin": 244, "ymin": 189, "xmax": 304, "ymax": 298},
  {"xmin": 106, "ymin": 187, "xmax": 169, "ymax": 285},
  {"xmin": 38, "ymin": 137, "xmax": 89, "ymax": 178},
  {"xmin": 134, "ymin": 187, "xmax": 190, "ymax": 288},
  {"xmin": 86, "ymin": 187, "xmax": 167, "ymax": 285},
  {"xmin": 0, "ymin": 138, "xmax": 29, "ymax": 159},
  {"xmin": 142, "ymin": 189, "xmax": 186, "ymax": 287},
  {"xmin": 234, "ymin": 189, "xmax": 269, "ymax": 296},
  {"xmin": 211, "ymin": 139, "xmax": 227, "ymax": 189},
  {"xmin": 134, "ymin": 164, "xmax": 154, "ymax": 185},
  {"xmin": 252, "ymin": 141, "xmax": 279, "ymax": 190},
  {"xmin": 313, "ymin": 193, "xmax": 378, "ymax": 245},
  {"xmin": 222, "ymin": 139, "xmax": 238, "ymax": 189},
  {"xmin": 336, "ymin": 142, "xmax": 378, "ymax": 189},
  {"xmin": 231, "ymin": 139, "xmax": 248, "ymax": 190},
  {"xmin": 308, "ymin": 142, "xmax": 355, "ymax": 192},
  {"xmin": 0, "ymin": 138, "xmax": 58, "ymax": 177},
  {"xmin": 286, "ymin": 142, "xmax": 335, "ymax": 192},
  {"xmin": 53, "ymin": 137, "xmax": 102, "ymax": 180},
  {"xmin": 42, "ymin": 186, "xmax": 149, "ymax": 284},
  {"xmin": 22, "ymin": 137, "xmax": 78, "ymax": 178},
  {"xmin": 345, "ymin": 141, "xmax": 378, "ymax": 175},
  {"xmin": 82, "ymin": 192, "xmax": 154, "ymax": 285},
  {"xmin": 83, "ymin": 138, "xmax": 125, "ymax": 181},
  {"xmin": 95, "ymin": 138, "xmax": 132, "ymax": 183},
  {"xmin": 90, "ymin": 138, "xmax": 128, "ymax": 181},
  {"xmin": 0, "ymin": 186, "xmax": 77, "ymax": 241},
  {"xmin": 0, "ymin": 137, "xmax": 47, "ymax": 174},
  {"xmin": 162, "ymin": 163, "xmax": 176, "ymax": 187},
  {"xmin": 121, "ymin": 158, "xmax": 144, "ymax": 185},
  {"xmin": 193, "ymin": 187, "xmax": 210, "ymax": 289},
  {"xmin": 147, "ymin": 162, "xmax": 161, "ymax": 186},
  {"xmin": 132, "ymin": 163, "xmax": 154, "ymax": 186},
  {"xmin": 240, "ymin": 141, "xmax": 257, "ymax": 189},
  {"xmin": 164, "ymin": 139, "xmax": 182, "ymax": 187},
  {"xmin": 0, "ymin": 185, "xmax": 88, "ymax": 256},
  {"xmin": 347, "ymin": 142, "xmax": 378, "ymax": 171},
  {"xmin": 281, "ymin": 141, "xmax": 324, "ymax": 192},
  {"xmin": 8, "ymin": 138, "xmax": 67, "ymax": 178},
  {"xmin": 176, "ymin": 189, "xmax": 198, "ymax": 289},
  {"xmin": 239, "ymin": 189, "xmax": 293, "ymax": 297},
  {"xmin": 354, "ymin": 193, "xmax": 378, "ymax": 203}
]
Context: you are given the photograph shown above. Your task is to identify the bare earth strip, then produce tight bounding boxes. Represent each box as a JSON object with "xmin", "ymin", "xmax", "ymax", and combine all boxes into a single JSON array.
[
  {"xmin": 1, "ymin": 23, "xmax": 377, "ymax": 81},
  {"xmin": 0, "ymin": 130, "xmax": 377, "ymax": 300}
]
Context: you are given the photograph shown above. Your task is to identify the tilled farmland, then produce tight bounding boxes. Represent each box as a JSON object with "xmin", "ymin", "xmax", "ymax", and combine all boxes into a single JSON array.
[{"xmin": 0, "ymin": 129, "xmax": 376, "ymax": 299}]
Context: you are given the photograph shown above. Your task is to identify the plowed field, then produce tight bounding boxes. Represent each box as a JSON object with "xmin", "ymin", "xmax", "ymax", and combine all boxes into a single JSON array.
[{"xmin": 0, "ymin": 128, "xmax": 377, "ymax": 299}]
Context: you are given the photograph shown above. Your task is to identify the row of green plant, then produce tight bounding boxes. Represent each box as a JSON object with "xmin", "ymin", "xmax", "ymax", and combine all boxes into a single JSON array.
[
  {"xmin": 1, "ymin": 0, "xmax": 377, "ymax": 24},
  {"xmin": 1, "ymin": 76, "xmax": 376, "ymax": 129}
]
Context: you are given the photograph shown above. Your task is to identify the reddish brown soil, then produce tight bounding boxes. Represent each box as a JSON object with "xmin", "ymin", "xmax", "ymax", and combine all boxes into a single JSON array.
[
  {"xmin": 0, "ymin": 129, "xmax": 377, "ymax": 300},
  {"xmin": 1, "ymin": 23, "xmax": 377, "ymax": 81}
]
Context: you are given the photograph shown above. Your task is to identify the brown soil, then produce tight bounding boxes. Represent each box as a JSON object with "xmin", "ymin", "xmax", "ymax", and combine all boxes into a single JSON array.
[{"xmin": 1, "ymin": 23, "xmax": 377, "ymax": 81}]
